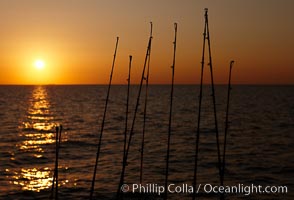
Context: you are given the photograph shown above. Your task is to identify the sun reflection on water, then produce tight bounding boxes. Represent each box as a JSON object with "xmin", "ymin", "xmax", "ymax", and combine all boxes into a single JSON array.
[
  {"xmin": 12, "ymin": 168, "xmax": 53, "ymax": 192},
  {"xmin": 12, "ymin": 86, "xmax": 67, "ymax": 192}
]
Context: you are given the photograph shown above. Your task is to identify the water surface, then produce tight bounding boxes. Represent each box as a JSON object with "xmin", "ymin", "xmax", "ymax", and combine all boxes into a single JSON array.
[{"xmin": 0, "ymin": 85, "xmax": 293, "ymax": 199}]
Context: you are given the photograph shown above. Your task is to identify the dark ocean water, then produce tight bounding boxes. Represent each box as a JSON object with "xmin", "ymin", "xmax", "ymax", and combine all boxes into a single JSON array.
[{"xmin": 0, "ymin": 85, "xmax": 293, "ymax": 200}]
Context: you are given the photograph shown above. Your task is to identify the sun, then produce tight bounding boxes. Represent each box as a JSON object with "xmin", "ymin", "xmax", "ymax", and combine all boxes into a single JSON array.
[{"xmin": 34, "ymin": 59, "xmax": 45, "ymax": 70}]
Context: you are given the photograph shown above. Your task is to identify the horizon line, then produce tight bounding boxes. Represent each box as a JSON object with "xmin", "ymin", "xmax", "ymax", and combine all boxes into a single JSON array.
[{"xmin": 0, "ymin": 83, "xmax": 293, "ymax": 86}]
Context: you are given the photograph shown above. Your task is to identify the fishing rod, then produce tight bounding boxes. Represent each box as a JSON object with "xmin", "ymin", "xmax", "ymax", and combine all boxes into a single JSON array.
[
  {"xmin": 140, "ymin": 22, "xmax": 153, "ymax": 184},
  {"xmin": 118, "ymin": 55, "xmax": 132, "ymax": 196},
  {"xmin": 116, "ymin": 55, "xmax": 132, "ymax": 200},
  {"xmin": 220, "ymin": 60, "xmax": 234, "ymax": 188},
  {"xmin": 117, "ymin": 23, "xmax": 153, "ymax": 198},
  {"xmin": 192, "ymin": 9, "xmax": 207, "ymax": 199},
  {"xmin": 50, "ymin": 125, "xmax": 62, "ymax": 200},
  {"xmin": 122, "ymin": 55, "xmax": 132, "ymax": 171},
  {"xmin": 164, "ymin": 22, "xmax": 177, "ymax": 200},
  {"xmin": 205, "ymin": 8, "xmax": 222, "ymax": 183},
  {"xmin": 50, "ymin": 127, "xmax": 58, "ymax": 199},
  {"xmin": 90, "ymin": 37, "xmax": 119, "ymax": 200}
]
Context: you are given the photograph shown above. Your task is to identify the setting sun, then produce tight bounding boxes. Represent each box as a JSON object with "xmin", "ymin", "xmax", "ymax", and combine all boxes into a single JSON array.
[{"xmin": 34, "ymin": 60, "xmax": 45, "ymax": 70}]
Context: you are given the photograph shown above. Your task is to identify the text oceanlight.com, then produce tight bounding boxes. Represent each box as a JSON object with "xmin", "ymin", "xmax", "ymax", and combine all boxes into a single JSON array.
[{"xmin": 120, "ymin": 183, "xmax": 288, "ymax": 196}]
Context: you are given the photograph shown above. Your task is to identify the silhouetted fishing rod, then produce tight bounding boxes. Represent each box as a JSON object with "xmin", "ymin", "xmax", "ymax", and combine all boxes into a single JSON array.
[
  {"xmin": 123, "ymin": 55, "xmax": 132, "ymax": 169},
  {"xmin": 140, "ymin": 22, "xmax": 153, "ymax": 184},
  {"xmin": 164, "ymin": 22, "xmax": 177, "ymax": 200},
  {"xmin": 205, "ymin": 8, "xmax": 222, "ymax": 182},
  {"xmin": 90, "ymin": 37, "xmax": 119, "ymax": 200},
  {"xmin": 117, "ymin": 55, "xmax": 132, "ymax": 200},
  {"xmin": 50, "ymin": 127, "xmax": 58, "ymax": 199},
  {"xmin": 220, "ymin": 60, "xmax": 234, "ymax": 188},
  {"xmin": 50, "ymin": 125, "xmax": 62, "ymax": 200},
  {"xmin": 117, "ymin": 24, "xmax": 153, "ymax": 198},
  {"xmin": 192, "ymin": 9, "xmax": 207, "ymax": 199}
]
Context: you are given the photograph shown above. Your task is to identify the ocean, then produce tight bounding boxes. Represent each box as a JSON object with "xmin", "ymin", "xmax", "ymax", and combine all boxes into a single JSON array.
[{"xmin": 0, "ymin": 85, "xmax": 293, "ymax": 199}]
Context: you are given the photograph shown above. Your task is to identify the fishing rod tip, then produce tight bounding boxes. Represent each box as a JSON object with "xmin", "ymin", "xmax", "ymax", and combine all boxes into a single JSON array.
[
  {"xmin": 204, "ymin": 8, "xmax": 208, "ymax": 15},
  {"xmin": 149, "ymin": 22, "xmax": 153, "ymax": 37}
]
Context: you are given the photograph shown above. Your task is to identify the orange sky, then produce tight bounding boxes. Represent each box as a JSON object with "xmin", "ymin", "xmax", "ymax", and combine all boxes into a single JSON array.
[{"xmin": 0, "ymin": 0, "xmax": 293, "ymax": 85}]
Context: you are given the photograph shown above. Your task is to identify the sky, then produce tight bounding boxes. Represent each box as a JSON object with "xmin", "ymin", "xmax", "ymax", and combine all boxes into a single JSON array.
[{"xmin": 0, "ymin": 0, "xmax": 293, "ymax": 85}]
